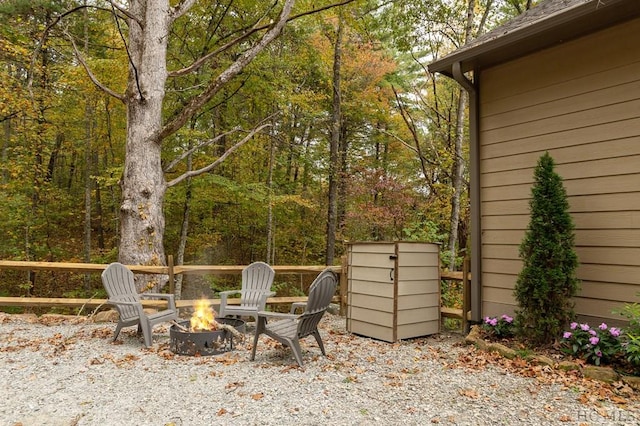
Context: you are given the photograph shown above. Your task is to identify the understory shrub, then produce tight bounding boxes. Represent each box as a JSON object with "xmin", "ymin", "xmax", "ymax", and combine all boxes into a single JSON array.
[{"xmin": 614, "ymin": 296, "xmax": 640, "ymax": 371}]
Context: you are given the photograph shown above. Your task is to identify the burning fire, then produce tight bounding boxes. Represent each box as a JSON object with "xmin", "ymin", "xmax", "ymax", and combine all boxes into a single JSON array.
[{"xmin": 190, "ymin": 298, "xmax": 219, "ymax": 331}]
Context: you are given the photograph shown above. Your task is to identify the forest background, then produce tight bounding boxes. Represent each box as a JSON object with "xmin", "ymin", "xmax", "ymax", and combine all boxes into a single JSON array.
[{"xmin": 0, "ymin": 0, "xmax": 537, "ymax": 301}]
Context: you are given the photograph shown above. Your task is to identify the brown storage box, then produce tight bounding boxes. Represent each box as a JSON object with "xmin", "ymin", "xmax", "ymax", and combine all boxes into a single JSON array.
[{"xmin": 347, "ymin": 241, "xmax": 441, "ymax": 342}]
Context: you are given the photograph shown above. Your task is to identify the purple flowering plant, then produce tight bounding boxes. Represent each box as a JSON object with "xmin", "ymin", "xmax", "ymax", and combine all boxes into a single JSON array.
[
  {"xmin": 561, "ymin": 322, "xmax": 622, "ymax": 366},
  {"xmin": 482, "ymin": 314, "xmax": 516, "ymax": 339}
]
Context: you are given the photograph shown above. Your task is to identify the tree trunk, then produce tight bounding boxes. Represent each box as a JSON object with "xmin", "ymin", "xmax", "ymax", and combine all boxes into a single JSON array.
[
  {"xmin": 83, "ymin": 101, "xmax": 93, "ymax": 289},
  {"xmin": 337, "ymin": 124, "xmax": 348, "ymax": 238},
  {"xmin": 447, "ymin": 0, "xmax": 475, "ymax": 271},
  {"xmin": 325, "ymin": 15, "xmax": 343, "ymax": 266},
  {"xmin": 118, "ymin": 0, "xmax": 170, "ymax": 291},
  {"xmin": 266, "ymin": 129, "xmax": 276, "ymax": 264},
  {"xmin": 83, "ymin": 4, "xmax": 92, "ymax": 290},
  {"xmin": 2, "ymin": 119, "xmax": 9, "ymax": 184},
  {"xmin": 174, "ymin": 143, "xmax": 193, "ymax": 300},
  {"xmin": 448, "ymin": 90, "xmax": 466, "ymax": 270}
]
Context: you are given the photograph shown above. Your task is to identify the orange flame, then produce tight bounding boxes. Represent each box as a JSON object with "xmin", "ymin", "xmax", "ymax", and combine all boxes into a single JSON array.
[{"xmin": 190, "ymin": 298, "xmax": 219, "ymax": 331}]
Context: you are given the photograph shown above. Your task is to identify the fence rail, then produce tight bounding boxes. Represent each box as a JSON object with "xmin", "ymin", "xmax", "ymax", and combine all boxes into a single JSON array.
[{"xmin": 0, "ymin": 259, "xmax": 470, "ymax": 327}]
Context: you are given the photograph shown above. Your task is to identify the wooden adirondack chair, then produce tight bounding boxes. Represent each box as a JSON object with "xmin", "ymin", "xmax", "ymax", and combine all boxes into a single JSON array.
[
  {"xmin": 250, "ymin": 268, "xmax": 337, "ymax": 366},
  {"xmin": 218, "ymin": 261, "xmax": 276, "ymax": 323},
  {"xmin": 101, "ymin": 262, "xmax": 178, "ymax": 347}
]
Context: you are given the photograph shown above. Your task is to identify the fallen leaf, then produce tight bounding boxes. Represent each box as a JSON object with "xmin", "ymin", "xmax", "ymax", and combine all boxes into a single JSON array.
[
  {"xmin": 458, "ymin": 388, "xmax": 479, "ymax": 399},
  {"xmin": 594, "ymin": 406, "xmax": 608, "ymax": 418}
]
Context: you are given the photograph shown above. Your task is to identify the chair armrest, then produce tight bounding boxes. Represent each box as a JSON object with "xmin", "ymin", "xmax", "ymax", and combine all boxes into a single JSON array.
[
  {"xmin": 256, "ymin": 311, "xmax": 299, "ymax": 320},
  {"xmin": 290, "ymin": 302, "xmax": 307, "ymax": 314},
  {"xmin": 219, "ymin": 290, "xmax": 241, "ymax": 305},
  {"xmin": 140, "ymin": 293, "xmax": 172, "ymax": 300},
  {"xmin": 258, "ymin": 291, "xmax": 276, "ymax": 308},
  {"xmin": 139, "ymin": 293, "xmax": 176, "ymax": 310},
  {"xmin": 108, "ymin": 296, "xmax": 140, "ymax": 306},
  {"xmin": 219, "ymin": 290, "xmax": 241, "ymax": 300}
]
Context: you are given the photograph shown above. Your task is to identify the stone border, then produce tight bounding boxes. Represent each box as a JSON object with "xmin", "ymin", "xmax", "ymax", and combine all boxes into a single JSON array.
[{"xmin": 465, "ymin": 325, "xmax": 640, "ymax": 391}]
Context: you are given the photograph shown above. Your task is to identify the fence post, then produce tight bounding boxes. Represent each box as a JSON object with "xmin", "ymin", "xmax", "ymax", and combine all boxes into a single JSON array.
[
  {"xmin": 168, "ymin": 255, "xmax": 175, "ymax": 295},
  {"xmin": 463, "ymin": 256, "xmax": 471, "ymax": 333},
  {"xmin": 339, "ymin": 256, "xmax": 348, "ymax": 316}
]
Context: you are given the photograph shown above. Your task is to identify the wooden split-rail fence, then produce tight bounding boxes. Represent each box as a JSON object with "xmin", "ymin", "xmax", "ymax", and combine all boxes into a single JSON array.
[{"xmin": 0, "ymin": 257, "xmax": 470, "ymax": 329}]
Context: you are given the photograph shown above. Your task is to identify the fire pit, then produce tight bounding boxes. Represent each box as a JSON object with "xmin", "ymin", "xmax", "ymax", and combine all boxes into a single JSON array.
[
  {"xmin": 169, "ymin": 299, "xmax": 246, "ymax": 356},
  {"xmin": 170, "ymin": 317, "xmax": 245, "ymax": 356}
]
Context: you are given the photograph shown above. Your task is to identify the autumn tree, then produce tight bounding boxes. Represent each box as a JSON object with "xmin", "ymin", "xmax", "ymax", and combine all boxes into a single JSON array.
[{"xmin": 7, "ymin": 0, "xmax": 312, "ymax": 290}]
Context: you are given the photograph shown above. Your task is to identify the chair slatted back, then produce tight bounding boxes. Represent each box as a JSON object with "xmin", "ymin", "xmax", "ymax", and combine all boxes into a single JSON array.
[
  {"xmin": 240, "ymin": 261, "xmax": 275, "ymax": 308},
  {"xmin": 102, "ymin": 262, "xmax": 140, "ymax": 321},
  {"xmin": 298, "ymin": 269, "xmax": 337, "ymax": 338}
]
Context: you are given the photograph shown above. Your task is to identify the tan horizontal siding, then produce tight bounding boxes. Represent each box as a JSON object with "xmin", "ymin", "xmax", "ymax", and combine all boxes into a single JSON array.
[
  {"xmin": 478, "ymin": 17, "xmax": 640, "ymax": 322},
  {"xmin": 576, "ymin": 247, "xmax": 640, "ymax": 266},
  {"xmin": 480, "ymin": 18, "xmax": 640, "ymax": 104},
  {"xmin": 481, "ymin": 280, "xmax": 639, "ymax": 318},
  {"xmin": 482, "ymin": 244, "xmax": 519, "ymax": 260},
  {"xmin": 574, "ymin": 297, "xmax": 631, "ymax": 322},
  {"xmin": 482, "ymin": 211, "xmax": 640, "ymax": 231},
  {"xmin": 484, "ymin": 298, "xmax": 635, "ymax": 323},
  {"xmin": 482, "ymin": 272, "xmax": 516, "ymax": 290},
  {"xmin": 569, "ymin": 193, "xmax": 640, "ymax": 213},
  {"xmin": 482, "ymin": 229, "xmax": 640, "ymax": 247},
  {"xmin": 483, "ymin": 286, "xmax": 516, "ymax": 305},
  {"xmin": 482, "ymin": 199, "xmax": 529, "ymax": 215},
  {"xmin": 482, "ymin": 99, "xmax": 639, "ymax": 146},
  {"xmin": 482, "ymin": 215, "xmax": 528, "ymax": 230},
  {"xmin": 482, "ymin": 136, "xmax": 640, "ymax": 173},
  {"xmin": 580, "ymin": 281, "xmax": 640, "ymax": 302},
  {"xmin": 481, "ymin": 230, "xmax": 526, "ymax": 245},
  {"xmin": 484, "ymin": 258, "xmax": 522, "ymax": 275},
  {"xmin": 482, "ymin": 302, "xmax": 516, "ymax": 319},
  {"xmin": 482, "ymin": 79, "xmax": 640, "ymax": 131},
  {"xmin": 483, "ymin": 138, "xmax": 640, "ymax": 176},
  {"xmin": 572, "ymin": 211, "xmax": 640, "ymax": 229},
  {"xmin": 483, "ymin": 174, "xmax": 640, "ymax": 203},
  {"xmin": 482, "ymin": 61, "xmax": 640, "ymax": 118},
  {"xmin": 575, "ymin": 230, "xmax": 640, "ymax": 247},
  {"xmin": 578, "ymin": 264, "xmax": 640, "ymax": 285},
  {"xmin": 483, "ymin": 193, "xmax": 640, "ymax": 216}
]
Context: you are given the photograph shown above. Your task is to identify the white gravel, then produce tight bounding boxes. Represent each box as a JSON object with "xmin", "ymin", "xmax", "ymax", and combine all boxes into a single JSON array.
[{"xmin": 1, "ymin": 312, "xmax": 638, "ymax": 426}]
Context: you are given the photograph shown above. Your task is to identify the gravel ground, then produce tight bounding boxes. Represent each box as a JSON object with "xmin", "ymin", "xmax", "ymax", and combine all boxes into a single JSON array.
[{"xmin": 1, "ymin": 312, "xmax": 639, "ymax": 426}]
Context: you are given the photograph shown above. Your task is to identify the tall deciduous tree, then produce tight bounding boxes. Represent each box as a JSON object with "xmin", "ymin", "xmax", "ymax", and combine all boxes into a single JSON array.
[
  {"xmin": 326, "ymin": 13, "xmax": 343, "ymax": 266},
  {"xmin": 35, "ymin": 0, "xmax": 297, "ymax": 289}
]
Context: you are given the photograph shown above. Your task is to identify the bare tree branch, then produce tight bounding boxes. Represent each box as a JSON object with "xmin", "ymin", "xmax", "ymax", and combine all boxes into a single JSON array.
[
  {"xmin": 166, "ymin": 123, "xmax": 272, "ymax": 188},
  {"xmin": 168, "ymin": 0, "xmax": 357, "ymax": 78},
  {"xmin": 27, "ymin": 5, "xmax": 86, "ymax": 96},
  {"xmin": 377, "ymin": 128, "xmax": 418, "ymax": 154},
  {"xmin": 163, "ymin": 127, "xmax": 240, "ymax": 172},
  {"xmin": 170, "ymin": 0, "xmax": 198, "ymax": 22},
  {"xmin": 108, "ymin": 2, "xmax": 143, "ymax": 101},
  {"xmin": 168, "ymin": 2, "xmax": 279, "ymax": 78},
  {"xmin": 157, "ymin": 0, "xmax": 295, "ymax": 143},
  {"xmin": 106, "ymin": 0, "xmax": 143, "ymax": 27},
  {"xmin": 63, "ymin": 29, "xmax": 125, "ymax": 102},
  {"xmin": 391, "ymin": 84, "xmax": 438, "ymax": 182},
  {"xmin": 27, "ymin": 3, "xmax": 136, "ymax": 101}
]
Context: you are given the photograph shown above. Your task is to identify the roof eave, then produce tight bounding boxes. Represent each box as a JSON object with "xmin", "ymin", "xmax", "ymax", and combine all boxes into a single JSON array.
[{"xmin": 428, "ymin": 0, "xmax": 640, "ymax": 77}]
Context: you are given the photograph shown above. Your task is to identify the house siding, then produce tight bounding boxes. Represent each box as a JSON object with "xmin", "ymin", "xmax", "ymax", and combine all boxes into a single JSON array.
[{"xmin": 478, "ymin": 17, "xmax": 640, "ymax": 323}]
